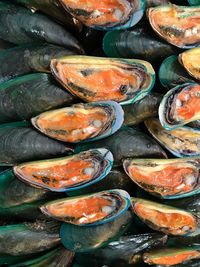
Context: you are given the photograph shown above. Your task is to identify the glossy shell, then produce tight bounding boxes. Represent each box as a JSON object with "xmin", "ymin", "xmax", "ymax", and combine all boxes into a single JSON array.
[
  {"xmin": 124, "ymin": 158, "xmax": 200, "ymax": 199},
  {"xmin": 75, "ymin": 126, "xmax": 167, "ymax": 167},
  {"xmin": 31, "ymin": 101, "xmax": 124, "ymax": 143},
  {"xmin": 131, "ymin": 198, "xmax": 198, "ymax": 235},
  {"xmin": 41, "ymin": 189, "xmax": 131, "ymax": 226},
  {"xmin": 14, "ymin": 149, "xmax": 113, "ymax": 192},
  {"xmin": 0, "ymin": 43, "xmax": 76, "ymax": 84},
  {"xmin": 0, "ymin": 2, "xmax": 82, "ymax": 52},
  {"xmin": 147, "ymin": 5, "xmax": 200, "ymax": 48},
  {"xmin": 59, "ymin": 0, "xmax": 145, "ymax": 30},
  {"xmin": 0, "ymin": 73, "xmax": 76, "ymax": 124},
  {"xmin": 179, "ymin": 47, "xmax": 200, "ymax": 81},
  {"xmin": 0, "ymin": 122, "xmax": 72, "ymax": 165},
  {"xmin": 51, "ymin": 56, "xmax": 155, "ymax": 105},
  {"xmin": 159, "ymin": 83, "xmax": 200, "ymax": 130},
  {"xmin": 145, "ymin": 118, "xmax": 200, "ymax": 157},
  {"xmin": 60, "ymin": 210, "xmax": 133, "ymax": 252}
]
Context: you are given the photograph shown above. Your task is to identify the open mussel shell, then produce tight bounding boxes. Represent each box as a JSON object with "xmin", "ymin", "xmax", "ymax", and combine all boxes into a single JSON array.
[
  {"xmin": 124, "ymin": 158, "xmax": 200, "ymax": 199},
  {"xmin": 0, "ymin": 221, "xmax": 60, "ymax": 256},
  {"xmin": 0, "ymin": 2, "xmax": 82, "ymax": 52},
  {"xmin": 131, "ymin": 197, "xmax": 199, "ymax": 236},
  {"xmin": 0, "ymin": 73, "xmax": 76, "ymax": 124},
  {"xmin": 143, "ymin": 247, "xmax": 200, "ymax": 266},
  {"xmin": 179, "ymin": 48, "xmax": 200, "ymax": 82},
  {"xmin": 145, "ymin": 118, "xmax": 200, "ymax": 157},
  {"xmin": 159, "ymin": 55, "xmax": 195, "ymax": 89},
  {"xmin": 59, "ymin": 0, "xmax": 145, "ymax": 30},
  {"xmin": 51, "ymin": 56, "xmax": 155, "ymax": 105},
  {"xmin": 159, "ymin": 83, "xmax": 200, "ymax": 130},
  {"xmin": 75, "ymin": 126, "xmax": 167, "ymax": 167},
  {"xmin": 41, "ymin": 189, "xmax": 131, "ymax": 226},
  {"xmin": 31, "ymin": 101, "xmax": 124, "ymax": 143},
  {"xmin": 0, "ymin": 43, "xmax": 77, "ymax": 84},
  {"xmin": 75, "ymin": 233, "xmax": 167, "ymax": 267},
  {"xmin": 14, "ymin": 149, "xmax": 113, "ymax": 192},
  {"xmin": 147, "ymin": 5, "xmax": 200, "ymax": 48},
  {"xmin": 60, "ymin": 210, "xmax": 133, "ymax": 252}
]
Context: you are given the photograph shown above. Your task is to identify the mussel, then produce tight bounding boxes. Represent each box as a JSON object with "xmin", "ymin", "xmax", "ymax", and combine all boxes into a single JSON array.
[
  {"xmin": 0, "ymin": 43, "xmax": 77, "ymax": 84},
  {"xmin": 147, "ymin": 4, "xmax": 200, "ymax": 48},
  {"xmin": 75, "ymin": 233, "xmax": 167, "ymax": 267},
  {"xmin": 143, "ymin": 247, "xmax": 200, "ymax": 266},
  {"xmin": 159, "ymin": 83, "xmax": 200, "ymax": 130},
  {"xmin": 51, "ymin": 56, "xmax": 155, "ymax": 105},
  {"xmin": 159, "ymin": 55, "xmax": 195, "ymax": 89},
  {"xmin": 14, "ymin": 149, "xmax": 113, "ymax": 192},
  {"xmin": 60, "ymin": 210, "xmax": 133, "ymax": 252},
  {"xmin": 131, "ymin": 197, "xmax": 199, "ymax": 235},
  {"xmin": 123, "ymin": 93, "xmax": 162, "ymax": 126},
  {"xmin": 145, "ymin": 118, "xmax": 200, "ymax": 157},
  {"xmin": 75, "ymin": 126, "xmax": 167, "ymax": 166},
  {"xmin": 179, "ymin": 48, "xmax": 200, "ymax": 81},
  {"xmin": 0, "ymin": 2, "xmax": 82, "ymax": 52},
  {"xmin": 0, "ymin": 221, "xmax": 60, "ymax": 256},
  {"xmin": 40, "ymin": 189, "xmax": 131, "ymax": 225},
  {"xmin": 31, "ymin": 101, "xmax": 124, "ymax": 143},
  {"xmin": 0, "ymin": 73, "xmax": 76, "ymax": 124},
  {"xmin": 0, "ymin": 122, "xmax": 72, "ymax": 165},
  {"xmin": 124, "ymin": 158, "xmax": 200, "ymax": 199},
  {"xmin": 59, "ymin": 0, "xmax": 145, "ymax": 30},
  {"xmin": 103, "ymin": 25, "xmax": 179, "ymax": 63}
]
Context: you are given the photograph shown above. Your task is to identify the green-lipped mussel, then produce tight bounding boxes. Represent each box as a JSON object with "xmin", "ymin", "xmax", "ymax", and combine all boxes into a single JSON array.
[
  {"xmin": 0, "ymin": 73, "xmax": 76, "ymax": 124},
  {"xmin": 40, "ymin": 189, "xmax": 131, "ymax": 226},
  {"xmin": 147, "ymin": 5, "xmax": 200, "ymax": 48},
  {"xmin": 144, "ymin": 247, "xmax": 200, "ymax": 266},
  {"xmin": 75, "ymin": 126, "xmax": 167, "ymax": 167},
  {"xmin": 0, "ymin": 43, "xmax": 77, "ymax": 84},
  {"xmin": 0, "ymin": 122, "xmax": 72, "ymax": 165},
  {"xmin": 159, "ymin": 55, "xmax": 195, "ymax": 89},
  {"xmin": 0, "ymin": 221, "xmax": 60, "ymax": 256},
  {"xmin": 14, "ymin": 149, "xmax": 113, "ymax": 192},
  {"xmin": 31, "ymin": 101, "xmax": 124, "ymax": 143},
  {"xmin": 0, "ymin": 2, "xmax": 82, "ymax": 52},
  {"xmin": 51, "ymin": 56, "xmax": 155, "ymax": 105},
  {"xmin": 131, "ymin": 198, "xmax": 198, "ymax": 236},
  {"xmin": 145, "ymin": 118, "xmax": 200, "ymax": 157},
  {"xmin": 124, "ymin": 158, "xmax": 200, "ymax": 199},
  {"xmin": 59, "ymin": 0, "xmax": 145, "ymax": 30},
  {"xmin": 159, "ymin": 83, "xmax": 200, "ymax": 130},
  {"xmin": 179, "ymin": 47, "xmax": 200, "ymax": 82},
  {"xmin": 75, "ymin": 233, "xmax": 167, "ymax": 267},
  {"xmin": 60, "ymin": 210, "xmax": 133, "ymax": 252}
]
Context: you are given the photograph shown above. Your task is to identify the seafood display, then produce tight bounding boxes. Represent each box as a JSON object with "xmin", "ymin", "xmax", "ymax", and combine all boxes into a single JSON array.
[{"xmin": 0, "ymin": 1, "xmax": 200, "ymax": 266}]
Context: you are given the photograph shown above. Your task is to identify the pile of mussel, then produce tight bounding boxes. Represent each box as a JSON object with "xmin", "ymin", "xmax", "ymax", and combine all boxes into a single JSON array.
[{"xmin": 0, "ymin": 0, "xmax": 200, "ymax": 266}]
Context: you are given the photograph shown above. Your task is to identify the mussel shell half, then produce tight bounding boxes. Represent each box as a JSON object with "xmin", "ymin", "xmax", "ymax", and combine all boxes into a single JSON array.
[
  {"xmin": 40, "ymin": 189, "xmax": 131, "ymax": 226},
  {"xmin": 144, "ymin": 247, "xmax": 200, "ymax": 266},
  {"xmin": 0, "ymin": 73, "xmax": 76, "ymax": 124},
  {"xmin": 0, "ymin": 2, "xmax": 82, "ymax": 52},
  {"xmin": 159, "ymin": 83, "xmax": 200, "ymax": 130},
  {"xmin": 60, "ymin": 210, "xmax": 133, "ymax": 252},
  {"xmin": 159, "ymin": 55, "xmax": 195, "ymax": 89},
  {"xmin": 59, "ymin": 0, "xmax": 145, "ymax": 30},
  {"xmin": 124, "ymin": 158, "xmax": 200, "ymax": 199},
  {"xmin": 31, "ymin": 101, "xmax": 124, "ymax": 143},
  {"xmin": 14, "ymin": 149, "xmax": 113, "ymax": 192},
  {"xmin": 179, "ymin": 47, "xmax": 200, "ymax": 82},
  {"xmin": 131, "ymin": 198, "xmax": 198, "ymax": 235},
  {"xmin": 145, "ymin": 118, "xmax": 200, "ymax": 157},
  {"xmin": 0, "ymin": 122, "xmax": 72, "ymax": 165},
  {"xmin": 147, "ymin": 5, "xmax": 200, "ymax": 48},
  {"xmin": 51, "ymin": 56, "xmax": 155, "ymax": 105}
]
